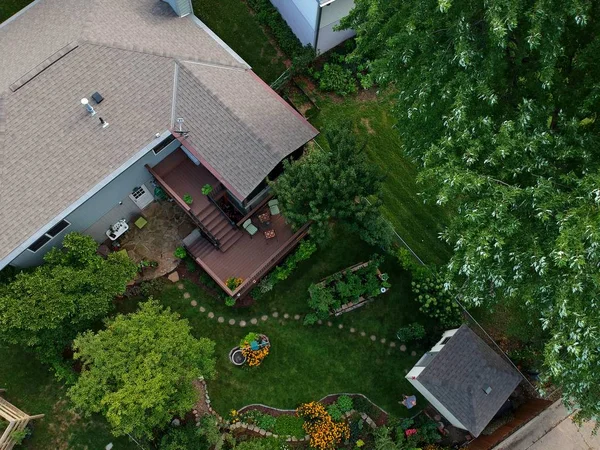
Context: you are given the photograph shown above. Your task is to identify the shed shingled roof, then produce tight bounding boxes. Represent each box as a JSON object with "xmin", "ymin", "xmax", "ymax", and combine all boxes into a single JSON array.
[
  {"xmin": 416, "ymin": 325, "xmax": 522, "ymax": 437},
  {"xmin": 0, "ymin": 0, "xmax": 318, "ymax": 264}
]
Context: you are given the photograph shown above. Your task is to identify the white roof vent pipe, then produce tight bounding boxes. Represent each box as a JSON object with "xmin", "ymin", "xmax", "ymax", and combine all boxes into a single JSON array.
[{"xmin": 81, "ymin": 98, "xmax": 96, "ymax": 116}]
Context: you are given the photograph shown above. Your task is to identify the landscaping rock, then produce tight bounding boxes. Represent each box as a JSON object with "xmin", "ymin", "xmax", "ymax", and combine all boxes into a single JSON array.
[
  {"xmin": 317, "ymin": 320, "xmax": 323, "ymax": 325},
  {"xmin": 411, "ymin": 350, "xmax": 417, "ymax": 356},
  {"xmin": 208, "ymin": 312, "xmax": 214, "ymax": 319},
  {"xmin": 338, "ymin": 324, "xmax": 343, "ymax": 329},
  {"xmin": 294, "ymin": 314, "xmax": 301, "ymax": 320},
  {"xmin": 370, "ymin": 335, "xmax": 377, "ymax": 341},
  {"xmin": 190, "ymin": 300, "xmax": 197, "ymax": 307},
  {"xmin": 380, "ymin": 338, "xmax": 386, "ymax": 344},
  {"xmin": 239, "ymin": 320, "xmax": 246, "ymax": 327},
  {"xmin": 218, "ymin": 317, "xmax": 224, "ymax": 323},
  {"xmin": 171, "ymin": 418, "xmax": 181, "ymax": 426},
  {"xmin": 350, "ymin": 327, "xmax": 356, "ymax": 333},
  {"xmin": 177, "ymin": 283, "xmax": 184, "ymax": 290},
  {"xmin": 167, "ymin": 272, "xmax": 180, "ymax": 283},
  {"xmin": 184, "ymin": 292, "xmax": 191, "ymax": 299},
  {"xmin": 272, "ymin": 312, "xmax": 279, "ymax": 318},
  {"xmin": 400, "ymin": 344, "xmax": 407, "ymax": 351},
  {"xmin": 360, "ymin": 331, "xmax": 366, "ymax": 337},
  {"xmin": 390, "ymin": 341, "xmax": 396, "ymax": 348},
  {"xmin": 199, "ymin": 306, "xmax": 206, "ymax": 312},
  {"xmin": 250, "ymin": 318, "xmax": 258, "ymax": 324},
  {"xmin": 229, "ymin": 319, "xmax": 236, "ymax": 325},
  {"xmin": 284, "ymin": 313, "xmax": 290, "ymax": 319},
  {"xmin": 105, "ymin": 444, "xmax": 113, "ymax": 450},
  {"xmin": 327, "ymin": 321, "xmax": 332, "ymax": 327},
  {"xmin": 261, "ymin": 315, "xmax": 268, "ymax": 321}
]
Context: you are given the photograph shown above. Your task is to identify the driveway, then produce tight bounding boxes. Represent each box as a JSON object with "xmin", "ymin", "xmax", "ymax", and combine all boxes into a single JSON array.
[{"xmin": 493, "ymin": 400, "xmax": 600, "ymax": 450}]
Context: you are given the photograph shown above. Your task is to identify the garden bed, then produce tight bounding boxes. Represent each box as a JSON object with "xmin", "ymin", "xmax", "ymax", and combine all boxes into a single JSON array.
[{"xmin": 306, "ymin": 258, "xmax": 390, "ymax": 322}]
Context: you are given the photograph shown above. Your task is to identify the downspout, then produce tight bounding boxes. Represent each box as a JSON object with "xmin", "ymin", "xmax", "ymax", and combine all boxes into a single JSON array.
[{"xmin": 314, "ymin": 1, "xmax": 322, "ymax": 52}]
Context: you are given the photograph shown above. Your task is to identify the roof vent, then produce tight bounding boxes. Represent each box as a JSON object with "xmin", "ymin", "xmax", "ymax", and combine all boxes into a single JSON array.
[
  {"xmin": 81, "ymin": 98, "xmax": 96, "ymax": 116},
  {"xmin": 92, "ymin": 92, "xmax": 104, "ymax": 104},
  {"xmin": 483, "ymin": 386, "xmax": 492, "ymax": 395}
]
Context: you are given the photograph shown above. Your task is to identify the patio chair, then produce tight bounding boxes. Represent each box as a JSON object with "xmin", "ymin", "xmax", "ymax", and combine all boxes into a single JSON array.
[
  {"xmin": 268, "ymin": 199, "xmax": 280, "ymax": 215},
  {"xmin": 242, "ymin": 219, "xmax": 258, "ymax": 237}
]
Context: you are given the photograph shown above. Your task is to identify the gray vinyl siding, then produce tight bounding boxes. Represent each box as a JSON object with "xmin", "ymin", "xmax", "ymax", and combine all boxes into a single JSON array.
[
  {"xmin": 162, "ymin": 0, "xmax": 193, "ymax": 17},
  {"xmin": 9, "ymin": 137, "xmax": 182, "ymax": 268},
  {"xmin": 316, "ymin": 0, "xmax": 355, "ymax": 53}
]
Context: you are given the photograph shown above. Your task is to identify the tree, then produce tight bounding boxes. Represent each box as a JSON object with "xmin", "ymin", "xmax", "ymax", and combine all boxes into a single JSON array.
[
  {"xmin": 68, "ymin": 301, "xmax": 216, "ymax": 439},
  {"xmin": 0, "ymin": 232, "xmax": 137, "ymax": 376},
  {"xmin": 342, "ymin": 0, "xmax": 600, "ymax": 421},
  {"xmin": 272, "ymin": 123, "xmax": 394, "ymax": 247}
]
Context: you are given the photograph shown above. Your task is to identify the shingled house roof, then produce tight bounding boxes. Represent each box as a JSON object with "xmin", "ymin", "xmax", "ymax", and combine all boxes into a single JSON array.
[
  {"xmin": 0, "ymin": 0, "xmax": 318, "ymax": 264},
  {"xmin": 416, "ymin": 325, "xmax": 521, "ymax": 437}
]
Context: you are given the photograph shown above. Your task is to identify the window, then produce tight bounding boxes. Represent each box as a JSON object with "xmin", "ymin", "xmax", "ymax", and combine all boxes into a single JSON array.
[
  {"xmin": 27, "ymin": 219, "xmax": 70, "ymax": 253},
  {"xmin": 131, "ymin": 186, "xmax": 146, "ymax": 200},
  {"xmin": 152, "ymin": 135, "xmax": 177, "ymax": 155}
]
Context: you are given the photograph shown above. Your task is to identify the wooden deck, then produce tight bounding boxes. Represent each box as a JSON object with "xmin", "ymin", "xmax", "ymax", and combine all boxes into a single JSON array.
[{"xmin": 149, "ymin": 148, "xmax": 309, "ymax": 296}]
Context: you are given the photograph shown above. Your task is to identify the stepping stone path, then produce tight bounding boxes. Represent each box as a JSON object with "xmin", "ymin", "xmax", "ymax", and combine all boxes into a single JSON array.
[
  {"xmin": 294, "ymin": 314, "xmax": 301, "ymax": 320},
  {"xmin": 177, "ymin": 283, "xmax": 184, "ymax": 290},
  {"xmin": 208, "ymin": 312, "xmax": 214, "ymax": 319},
  {"xmin": 199, "ymin": 306, "xmax": 206, "ymax": 313},
  {"xmin": 338, "ymin": 324, "xmax": 344, "ymax": 329},
  {"xmin": 217, "ymin": 317, "xmax": 224, "ymax": 323},
  {"xmin": 360, "ymin": 331, "xmax": 366, "ymax": 337},
  {"xmin": 389, "ymin": 342, "xmax": 396, "ymax": 348},
  {"xmin": 190, "ymin": 300, "xmax": 197, "ymax": 306},
  {"xmin": 239, "ymin": 321, "xmax": 246, "ymax": 327},
  {"xmin": 272, "ymin": 312, "xmax": 279, "ymax": 318},
  {"xmin": 400, "ymin": 344, "xmax": 407, "ymax": 352},
  {"xmin": 284, "ymin": 313, "xmax": 289, "ymax": 319},
  {"xmin": 183, "ymin": 292, "xmax": 191, "ymax": 299},
  {"xmin": 250, "ymin": 318, "xmax": 258, "ymax": 325},
  {"xmin": 370, "ymin": 335, "xmax": 376, "ymax": 341},
  {"xmin": 350, "ymin": 328, "xmax": 355, "ymax": 333},
  {"xmin": 167, "ymin": 272, "xmax": 180, "ymax": 283},
  {"xmin": 229, "ymin": 319, "xmax": 236, "ymax": 325},
  {"xmin": 327, "ymin": 321, "xmax": 332, "ymax": 327},
  {"xmin": 317, "ymin": 320, "xmax": 323, "ymax": 325},
  {"xmin": 261, "ymin": 315, "xmax": 268, "ymax": 321},
  {"xmin": 411, "ymin": 350, "xmax": 417, "ymax": 356},
  {"xmin": 380, "ymin": 338, "xmax": 386, "ymax": 344}
]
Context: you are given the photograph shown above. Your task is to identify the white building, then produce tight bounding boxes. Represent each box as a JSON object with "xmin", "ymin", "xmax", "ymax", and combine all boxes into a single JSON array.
[{"xmin": 270, "ymin": 0, "xmax": 356, "ymax": 54}]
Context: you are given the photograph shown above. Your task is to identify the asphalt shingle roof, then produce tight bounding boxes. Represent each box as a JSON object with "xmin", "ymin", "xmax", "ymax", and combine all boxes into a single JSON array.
[
  {"xmin": 0, "ymin": 0, "xmax": 318, "ymax": 263},
  {"xmin": 416, "ymin": 325, "xmax": 522, "ymax": 437}
]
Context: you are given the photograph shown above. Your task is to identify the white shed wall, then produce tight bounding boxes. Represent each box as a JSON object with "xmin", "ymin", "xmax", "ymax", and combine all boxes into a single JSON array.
[{"xmin": 270, "ymin": 0, "xmax": 318, "ymax": 47}]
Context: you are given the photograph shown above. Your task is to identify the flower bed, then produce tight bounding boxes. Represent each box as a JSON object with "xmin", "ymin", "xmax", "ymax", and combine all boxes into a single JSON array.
[
  {"xmin": 239, "ymin": 333, "xmax": 270, "ymax": 367},
  {"xmin": 305, "ymin": 255, "xmax": 390, "ymax": 324}
]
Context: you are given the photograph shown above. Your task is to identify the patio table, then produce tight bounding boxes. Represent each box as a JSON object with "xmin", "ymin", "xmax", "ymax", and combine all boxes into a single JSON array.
[
  {"xmin": 264, "ymin": 229, "xmax": 276, "ymax": 240},
  {"xmin": 258, "ymin": 211, "xmax": 271, "ymax": 226}
]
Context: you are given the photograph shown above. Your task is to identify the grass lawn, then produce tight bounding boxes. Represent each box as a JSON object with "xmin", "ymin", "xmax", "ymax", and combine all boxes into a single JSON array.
[
  {"xmin": 0, "ymin": 346, "xmax": 138, "ymax": 450},
  {"xmin": 310, "ymin": 93, "xmax": 453, "ymax": 265},
  {"xmin": 0, "ymin": 0, "xmax": 33, "ymax": 22},
  {"xmin": 121, "ymin": 228, "xmax": 433, "ymax": 418},
  {"xmin": 192, "ymin": 0, "xmax": 287, "ymax": 83}
]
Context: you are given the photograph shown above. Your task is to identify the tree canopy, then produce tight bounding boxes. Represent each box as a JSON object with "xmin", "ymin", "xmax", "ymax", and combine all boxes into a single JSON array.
[
  {"xmin": 342, "ymin": 0, "xmax": 600, "ymax": 421},
  {"xmin": 0, "ymin": 232, "xmax": 137, "ymax": 376},
  {"xmin": 68, "ymin": 300, "xmax": 216, "ymax": 439},
  {"xmin": 272, "ymin": 124, "xmax": 394, "ymax": 247}
]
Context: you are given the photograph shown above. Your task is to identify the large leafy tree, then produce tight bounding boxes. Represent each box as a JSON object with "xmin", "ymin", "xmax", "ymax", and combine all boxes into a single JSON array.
[
  {"xmin": 272, "ymin": 124, "xmax": 394, "ymax": 247},
  {"xmin": 68, "ymin": 301, "xmax": 216, "ymax": 439},
  {"xmin": 342, "ymin": 0, "xmax": 600, "ymax": 420},
  {"xmin": 0, "ymin": 232, "xmax": 137, "ymax": 375}
]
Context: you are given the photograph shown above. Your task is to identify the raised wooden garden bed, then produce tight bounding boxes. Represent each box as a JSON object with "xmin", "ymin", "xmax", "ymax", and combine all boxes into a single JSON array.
[{"xmin": 312, "ymin": 260, "xmax": 390, "ymax": 317}]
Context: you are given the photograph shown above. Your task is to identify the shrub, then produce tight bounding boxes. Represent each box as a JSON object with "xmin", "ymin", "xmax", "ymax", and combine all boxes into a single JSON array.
[
  {"xmin": 174, "ymin": 246, "xmax": 187, "ymax": 259},
  {"xmin": 318, "ymin": 63, "xmax": 357, "ymax": 96},
  {"xmin": 396, "ymin": 323, "xmax": 426, "ymax": 343},
  {"xmin": 139, "ymin": 278, "xmax": 167, "ymax": 297},
  {"xmin": 183, "ymin": 193, "xmax": 193, "ymax": 205},
  {"xmin": 185, "ymin": 258, "xmax": 197, "ymax": 273},
  {"xmin": 225, "ymin": 297, "xmax": 236, "ymax": 307},
  {"xmin": 327, "ymin": 403, "xmax": 344, "ymax": 421},
  {"xmin": 336, "ymin": 395, "xmax": 353, "ymax": 413},
  {"xmin": 257, "ymin": 414, "xmax": 277, "ymax": 431},
  {"xmin": 412, "ymin": 274, "xmax": 461, "ymax": 328},
  {"xmin": 274, "ymin": 415, "xmax": 305, "ymax": 438}
]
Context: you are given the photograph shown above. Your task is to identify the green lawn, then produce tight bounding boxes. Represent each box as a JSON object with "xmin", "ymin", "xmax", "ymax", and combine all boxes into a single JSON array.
[
  {"xmin": 120, "ymin": 228, "xmax": 431, "ymax": 418},
  {"xmin": 192, "ymin": 0, "xmax": 287, "ymax": 83},
  {"xmin": 311, "ymin": 94, "xmax": 453, "ymax": 265},
  {"xmin": 0, "ymin": 346, "xmax": 138, "ymax": 450},
  {"xmin": 0, "ymin": 0, "xmax": 32, "ymax": 22}
]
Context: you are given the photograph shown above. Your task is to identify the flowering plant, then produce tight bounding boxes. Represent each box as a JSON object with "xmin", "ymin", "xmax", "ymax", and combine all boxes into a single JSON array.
[
  {"xmin": 240, "ymin": 333, "xmax": 270, "ymax": 367},
  {"xmin": 297, "ymin": 401, "xmax": 349, "ymax": 449}
]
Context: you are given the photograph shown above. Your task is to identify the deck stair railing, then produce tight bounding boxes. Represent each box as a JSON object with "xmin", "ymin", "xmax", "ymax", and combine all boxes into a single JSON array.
[{"xmin": 207, "ymin": 184, "xmax": 237, "ymax": 228}]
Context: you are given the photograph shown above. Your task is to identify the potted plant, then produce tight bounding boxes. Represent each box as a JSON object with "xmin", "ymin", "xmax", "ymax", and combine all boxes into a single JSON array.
[
  {"xmin": 202, "ymin": 184, "xmax": 213, "ymax": 195},
  {"xmin": 183, "ymin": 193, "xmax": 193, "ymax": 205},
  {"xmin": 225, "ymin": 277, "xmax": 243, "ymax": 290}
]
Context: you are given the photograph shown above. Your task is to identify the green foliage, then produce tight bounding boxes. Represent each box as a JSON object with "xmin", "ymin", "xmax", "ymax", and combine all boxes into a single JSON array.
[
  {"xmin": 202, "ymin": 184, "xmax": 213, "ymax": 195},
  {"xmin": 272, "ymin": 125, "xmax": 393, "ymax": 248},
  {"xmin": 225, "ymin": 277, "xmax": 243, "ymax": 290},
  {"xmin": 68, "ymin": 300, "xmax": 216, "ymax": 439},
  {"xmin": 396, "ymin": 323, "xmax": 426, "ymax": 343},
  {"xmin": 174, "ymin": 246, "xmax": 187, "ymax": 259},
  {"xmin": 251, "ymin": 240, "xmax": 317, "ymax": 300},
  {"xmin": 235, "ymin": 438, "xmax": 286, "ymax": 450},
  {"xmin": 241, "ymin": 410, "xmax": 277, "ymax": 431},
  {"xmin": 412, "ymin": 272, "xmax": 461, "ymax": 328},
  {"xmin": 139, "ymin": 278, "xmax": 168, "ymax": 298},
  {"xmin": 225, "ymin": 297, "xmax": 236, "ymax": 307},
  {"xmin": 343, "ymin": 0, "xmax": 600, "ymax": 421},
  {"xmin": 336, "ymin": 395, "xmax": 354, "ymax": 413},
  {"xmin": 0, "ymin": 232, "xmax": 137, "ymax": 377},
  {"xmin": 318, "ymin": 63, "xmax": 357, "ymax": 96},
  {"xmin": 307, "ymin": 258, "xmax": 387, "ymax": 319},
  {"xmin": 273, "ymin": 415, "xmax": 305, "ymax": 438},
  {"xmin": 183, "ymin": 193, "xmax": 193, "ymax": 205},
  {"xmin": 185, "ymin": 257, "xmax": 197, "ymax": 273},
  {"xmin": 10, "ymin": 428, "xmax": 30, "ymax": 445},
  {"xmin": 240, "ymin": 332, "xmax": 259, "ymax": 347},
  {"xmin": 327, "ymin": 403, "xmax": 344, "ymax": 421},
  {"xmin": 159, "ymin": 423, "xmax": 210, "ymax": 450}
]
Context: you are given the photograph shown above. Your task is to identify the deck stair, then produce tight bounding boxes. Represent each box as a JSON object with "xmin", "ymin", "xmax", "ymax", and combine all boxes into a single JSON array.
[{"xmin": 194, "ymin": 203, "xmax": 242, "ymax": 252}]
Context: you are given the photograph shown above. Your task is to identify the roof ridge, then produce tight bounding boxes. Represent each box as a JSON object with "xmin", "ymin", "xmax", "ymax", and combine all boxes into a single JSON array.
[{"xmin": 178, "ymin": 62, "xmax": 281, "ymax": 160}]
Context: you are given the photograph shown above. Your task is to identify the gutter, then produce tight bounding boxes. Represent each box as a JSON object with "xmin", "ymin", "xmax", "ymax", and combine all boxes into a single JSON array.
[{"xmin": 314, "ymin": 1, "xmax": 323, "ymax": 51}]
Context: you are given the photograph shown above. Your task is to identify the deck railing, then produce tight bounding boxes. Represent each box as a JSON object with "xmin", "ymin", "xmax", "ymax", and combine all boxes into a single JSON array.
[
  {"xmin": 146, "ymin": 164, "xmax": 221, "ymax": 248},
  {"xmin": 206, "ymin": 185, "xmax": 237, "ymax": 228}
]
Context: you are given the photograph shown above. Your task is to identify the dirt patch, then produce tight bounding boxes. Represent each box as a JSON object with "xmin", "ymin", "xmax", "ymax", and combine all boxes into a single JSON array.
[
  {"xmin": 46, "ymin": 398, "xmax": 81, "ymax": 450},
  {"xmin": 360, "ymin": 118, "xmax": 375, "ymax": 134},
  {"xmin": 192, "ymin": 379, "xmax": 212, "ymax": 418},
  {"xmin": 357, "ymin": 88, "xmax": 378, "ymax": 102}
]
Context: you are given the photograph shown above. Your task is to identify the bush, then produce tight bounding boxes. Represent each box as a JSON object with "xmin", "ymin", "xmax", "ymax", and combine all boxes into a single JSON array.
[
  {"xmin": 159, "ymin": 423, "xmax": 208, "ymax": 450},
  {"xmin": 241, "ymin": 410, "xmax": 277, "ymax": 431},
  {"xmin": 226, "ymin": 277, "xmax": 243, "ymax": 290},
  {"xmin": 174, "ymin": 246, "xmax": 186, "ymax": 259},
  {"xmin": 318, "ymin": 63, "xmax": 357, "ymax": 96},
  {"xmin": 336, "ymin": 395, "xmax": 353, "ymax": 413},
  {"xmin": 185, "ymin": 258, "xmax": 197, "ymax": 273},
  {"xmin": 225, "ymin": 297, "xmax": 236, "ymax": 307},
  {"xmin": 327, "ymin": 403, "xmax": 344, "ymax": 421},
  {"xmin": 396, "ymin": 323, "xmax": 426, "ymax": 343},
  {"xmin": 412, "ymin": 274, "xmax": 461, "ymax": 328},
  {"xmin": 274, "ymin": 415, "xmax": 305, "ymax": 438},
  {"xmin": 139, "ymin": 278, "xmax": 167, "ymax": 297}
]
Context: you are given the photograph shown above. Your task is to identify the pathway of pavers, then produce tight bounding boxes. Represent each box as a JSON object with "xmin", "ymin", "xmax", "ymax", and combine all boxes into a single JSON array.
[{"xmin": 179, "ymin": 286, "xmax": 416, "ymax": 355}]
